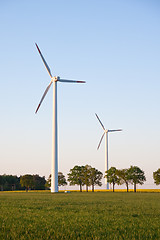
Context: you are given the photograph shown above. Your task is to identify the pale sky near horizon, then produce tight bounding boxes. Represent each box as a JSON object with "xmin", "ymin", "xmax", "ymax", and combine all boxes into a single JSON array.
[{"xmin": 0, "ymin": 0, "xmax": 160, "ymax": 189}]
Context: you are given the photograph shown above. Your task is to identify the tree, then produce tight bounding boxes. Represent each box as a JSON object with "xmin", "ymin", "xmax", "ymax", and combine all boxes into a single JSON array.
[
  {"xmin": 82, "ymin": 165, "xmax": 92, "ymax": 192},
  {"xmin": 58, "ymin": 172, "xmax": 67, "ymax": 187},
  {"xmin": 32, "ymin": 175, "xmax": 46, "ymax": 190},
  {"xmin": 45, "ymin": 172, "xmax": 67, "ymax": 190},
  {"xmin": 153, "ymin": 169, "xmax": 160, "ymax": 185},
  {"xmin": 20, "ymin": 175, "xmax": 34, "ymax": 191},
  {"xmin": 117, "ymin": 169, "xmax": 130, "ymax": 192},
  {"xmin": 128, "ymin": 166, "xmax": 146, "ymax": 192},
  {"xmin": 68, "ymin": 165, "xmax": 85, "ymax": 192},
  {"xmin": 105, "ymin": 167, "xmax": 119, "ymax": 192},
  {"xmin": 89, "ymin": 167, "xmax": 103, "ymax": 192}
]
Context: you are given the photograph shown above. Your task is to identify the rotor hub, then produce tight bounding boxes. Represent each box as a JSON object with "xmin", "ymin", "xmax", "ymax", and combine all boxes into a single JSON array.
[{"xmin": 53, "ymin": 76, "xmax": 60, "ymax": 82}]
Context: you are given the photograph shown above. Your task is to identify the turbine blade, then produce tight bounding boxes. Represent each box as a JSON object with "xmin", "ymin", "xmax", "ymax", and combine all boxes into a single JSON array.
[
  {"xmin": 59, "ymin": 79, "xmax": 85, "ymax": 83},
  {"xmin": 95, "ymin": 113, "xmax": 105, "ymax": 130},
  {"xmin": 35, "ymin": 81, "xmax": 53, "ymax": 113},
  {"xmin": 108, "ymin": 129, "xmax": 122, "ymax": 132},
  {"xmin": 35, "ymin": 43, "xmax": 53, "ymax": 78},
  {"xmin": 97, "ymin": 132, "xmax": 105, "ymax": 150}
]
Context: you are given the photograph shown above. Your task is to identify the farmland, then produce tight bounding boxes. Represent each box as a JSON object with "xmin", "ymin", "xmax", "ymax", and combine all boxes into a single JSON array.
[{"xmin": 0, "ymin": 192, "xmax": 160, "ymax": 239}]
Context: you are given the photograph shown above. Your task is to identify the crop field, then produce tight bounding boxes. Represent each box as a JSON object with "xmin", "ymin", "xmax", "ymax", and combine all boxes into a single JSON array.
[{"xmin": 0, "ymin": 192, "xmax": 160, "ymax": 239}]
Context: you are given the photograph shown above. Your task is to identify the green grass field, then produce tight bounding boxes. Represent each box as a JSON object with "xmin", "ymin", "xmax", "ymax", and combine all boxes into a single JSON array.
[{"xmin": 0, "ymin": 192, "xmax": 160, "ymax": 239}]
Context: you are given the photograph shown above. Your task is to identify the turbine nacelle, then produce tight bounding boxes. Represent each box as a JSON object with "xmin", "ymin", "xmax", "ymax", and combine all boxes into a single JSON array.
[
  {"xmin": 51, "ymin": 76, "xmax": 60, "ymax": 82},
  {"xmin": 104, "ymin": 129, "xmax": 122, "ymax": 134}
]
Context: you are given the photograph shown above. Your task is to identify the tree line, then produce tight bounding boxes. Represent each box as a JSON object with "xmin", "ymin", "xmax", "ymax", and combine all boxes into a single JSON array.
[
  {"xmin": 0, "ymin": 167, "xmax": 160, "ymax": 192},
  {"xmin": 106, "ymin": 166, "xmax": 146, "ymax": 192},
  {"xmin": 66, "ymin": 165, "xmax": 160, "ymax": 192},
  {"xmin": 66, "ymin": 165, "xmax": 146, "ymax": 192},
  {"xmin": 0, "ymin": 174, "xmax": 46, "ymax": 191},
  {"xmin": 0, "ymin": 173, "xmax": 68, "ymax": 191}
]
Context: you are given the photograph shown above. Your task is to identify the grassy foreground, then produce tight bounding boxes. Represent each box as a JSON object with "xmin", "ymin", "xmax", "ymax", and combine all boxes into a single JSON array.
[{"xmin": 0, "ymin": 192, "xmax": 160, "ymax": 239}]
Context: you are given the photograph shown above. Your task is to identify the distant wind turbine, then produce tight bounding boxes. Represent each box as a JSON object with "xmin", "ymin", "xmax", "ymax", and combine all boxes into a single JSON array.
[
  {"xmin": 35, "ymin": 43, "xmax": 85, "ymax": 193},
  {"xmin": 95, "ymin": 113, "xmax": 122, "ymax": 190}
]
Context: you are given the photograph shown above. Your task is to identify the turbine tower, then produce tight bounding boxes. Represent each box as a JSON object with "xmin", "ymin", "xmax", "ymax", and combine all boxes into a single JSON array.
[
  {"xmin": 35, "ymin": 43, "xmax": 85, "ymax": 193},
  {"xmin": 95, "ymin": 113, "xmax": 122, "ymax": 190}
]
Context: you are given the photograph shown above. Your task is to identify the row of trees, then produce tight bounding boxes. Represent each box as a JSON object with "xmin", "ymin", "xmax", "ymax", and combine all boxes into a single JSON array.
[
  {"xmin": 105, "ymin": 166, "xmax": 146, "ymax": 192},
  {"xmin": 0, "ymin": 167, "xmax": 160, "ymax": 192},
  {"xmin": 66, "ymin": 165, "xmax": 147, "ymax": 192}
]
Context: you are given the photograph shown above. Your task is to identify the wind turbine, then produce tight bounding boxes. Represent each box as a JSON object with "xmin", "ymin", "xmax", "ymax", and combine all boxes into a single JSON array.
[
  {"xmin": 35, "ymin": 43, "xmax": 85, "ymax": 193},
  {"xmin": 95, "ymin": 113, "xmax": 122, "ymax": 190}
]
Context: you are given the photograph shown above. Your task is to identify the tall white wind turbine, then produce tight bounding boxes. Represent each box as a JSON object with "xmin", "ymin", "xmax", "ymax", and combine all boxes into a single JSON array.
[
  {"xmin": 35, "ymin": 43, "xmax": 85, "ymax": 193},
  {"xmin": 95, "ymin": 113, "xmax": 122, "ymax": 190}
]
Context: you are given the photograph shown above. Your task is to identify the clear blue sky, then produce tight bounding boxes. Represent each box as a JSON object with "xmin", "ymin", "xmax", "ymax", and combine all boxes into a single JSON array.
[{"xmin": 0, "ymin": 0, "xmax": 160, "ymax": 189}]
